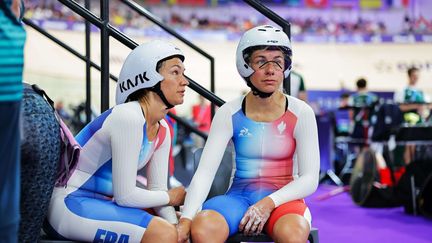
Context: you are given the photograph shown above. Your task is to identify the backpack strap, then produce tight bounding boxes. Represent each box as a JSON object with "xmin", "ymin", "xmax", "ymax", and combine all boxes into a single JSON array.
[{"xmin": 30, "ymin": 84, "xmax": 55, "ymax": 111}]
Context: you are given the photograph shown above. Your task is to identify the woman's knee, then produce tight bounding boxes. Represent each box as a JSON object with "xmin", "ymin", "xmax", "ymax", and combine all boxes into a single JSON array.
[
  {"xmin": 272, "ymin": 215, "xmax": 309, "ymax": 243},
  {"xmin": 142, "ymin": 217, "xmax": 177, "ymax": 243},
  {"xmin": 191, "ymin": 210, "xmax": 229, "ymax": 243}
]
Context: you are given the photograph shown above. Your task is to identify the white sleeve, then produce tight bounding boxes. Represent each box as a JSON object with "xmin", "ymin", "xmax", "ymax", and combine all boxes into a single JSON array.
[
  {"xmin": 181, "ymin": 106, "xmax": 233, "ymax": 220},
  {"xmin": 110, "ymin": 108, "xmax": 170, "ymax": 208},
  {"xmin": 268, "ymin": 104, "xmax": 320, "ymax": 207},
  {"xmin": 146, "ymin": 123, "xmax": 178, "ymax": 224},
  {"xmin": 394, "ymin": 89, "xmax": 405, "ymax": 103}
]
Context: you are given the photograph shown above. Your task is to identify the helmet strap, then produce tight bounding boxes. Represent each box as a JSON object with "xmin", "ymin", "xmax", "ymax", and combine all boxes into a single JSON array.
[
  {"xmin": 149, "ymin": 82, "xmax": 174, "ymax": 109},
  {"xmin": 246, "ymin": 78, "xmax": 273, "ymax": 98}
]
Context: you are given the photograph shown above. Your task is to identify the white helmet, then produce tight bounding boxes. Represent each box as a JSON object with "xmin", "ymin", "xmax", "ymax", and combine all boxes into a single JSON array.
[
  {"xmin": 236, "ymin": 25, "xmax": 292, "ymax": 80},
  {"xmin": 116, "ymin": 40, "xmax": 184, "ymax": 105}
]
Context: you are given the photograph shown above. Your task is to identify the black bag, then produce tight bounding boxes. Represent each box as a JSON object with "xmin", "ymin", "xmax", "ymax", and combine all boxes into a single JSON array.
[
  {"xmin": 419, "ymin": 173, "xmax": 432, "ymax": 219},
  {"xmin": 20, "ymin": 83, "xmax": 81, "ymax": 242},
  {"xmin": 395, "ymin": 160, "xmax": 432, "ymax": 215},
  {"xmin": 371, "ymin": 103, "xmax": 403, "ymax": 141},
  {"xmin": 350, "ymin": 149, "xmax": 400, "ymax": 207},
  {"xmin": 20, "ymin": 84, "xmax": 61, "ymax": 242}
]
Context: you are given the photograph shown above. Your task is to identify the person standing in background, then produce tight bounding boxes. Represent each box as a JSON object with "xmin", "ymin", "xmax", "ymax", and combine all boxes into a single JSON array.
[
  {"xmin": 394, "ymin": 67, "xmax": 430, "ymax": 122},
  {"xmin": 283, "ymin": 70, "xmax": 307, "ymax": 102},
  {"xmin": 348, "ymin": 78, "xmax": 378, "ymax": 140},
  {"xmin": 0, "ymin": 0, "xmax": 26, "ymax": 242},
  {"xmin": 394, "ymin": 67, "xmax": 431, "ymax": 164}
]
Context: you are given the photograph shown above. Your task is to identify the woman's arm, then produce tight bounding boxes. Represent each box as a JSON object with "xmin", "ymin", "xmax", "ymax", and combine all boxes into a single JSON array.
[
  {"xmin": 268, "ymin": 103, "xmax": 320, "ymax": 207},
  {"xmin": 181, "ymin": 105, "xmax": 233, "ymax": 220},
  {"xmin": 147, "ymin": 121, "xmax": 178, "ymax": 224},
  {"xmin": 109, "ymin": 106, "xmax": 170, "ymax": 208}
]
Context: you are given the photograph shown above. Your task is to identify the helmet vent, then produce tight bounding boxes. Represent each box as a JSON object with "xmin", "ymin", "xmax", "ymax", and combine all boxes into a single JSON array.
[
  {"xmin": 257, "ymin": 29, "xmax": 266, "ymax": 32},
  {"xmin": 275, "ymin": 30, "xmax": 281, "ymax": 32},
  {"xmin": 244, "ymin": 64, "xmax": 249, "ymax": 69}
]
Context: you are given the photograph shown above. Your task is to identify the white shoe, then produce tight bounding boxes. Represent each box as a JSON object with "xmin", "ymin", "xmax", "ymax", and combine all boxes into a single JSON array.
[{"xmin": 169, "ymin": 176, "xmax": 183, "ymax": 188}]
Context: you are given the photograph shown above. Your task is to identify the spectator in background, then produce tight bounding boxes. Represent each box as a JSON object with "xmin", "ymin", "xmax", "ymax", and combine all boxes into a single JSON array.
[
  {"xmin": 394, "ymin": 67, "xmax": 430, "ymax": 121},
  {"xmin": 0, "ymin": 0, "xmax": 26, "ymax": 242},
  {"xmin": 55, "ymin": 100, "xmax": 71, "ymax": 122},
  {"xmin": 283, "ymin": 70, "xmax": 307, "ymax": 102},
  {"xmin": 191, "ymin": 95, "xmax": 211, "ymax": 147},
  {"xmin": 394, "ymin": 67, "xmax": 431, "ymax": 164},
  {"xmin": 348, "ymin": 78, "xmax": 378, "ymax": 140}
]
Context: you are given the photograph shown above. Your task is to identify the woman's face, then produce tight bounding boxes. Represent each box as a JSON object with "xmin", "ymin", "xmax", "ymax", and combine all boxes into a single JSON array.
[
  {"xmin": 159, "ymin": 57, "xmax": 189, "ymax": 106},
  {"xmin": 248, "ymin": 49, "xmax": 285, "ymax": 94}
]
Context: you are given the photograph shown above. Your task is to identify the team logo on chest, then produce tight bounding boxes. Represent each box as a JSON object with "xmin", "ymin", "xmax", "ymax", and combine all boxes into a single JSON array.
[
  {"xmin": 239, "ymin": 127, "xmax": 252, "ymax": 137},
  {"xmin": 277, "ymin": 121, "xmax": 286, "ymax": 134}
]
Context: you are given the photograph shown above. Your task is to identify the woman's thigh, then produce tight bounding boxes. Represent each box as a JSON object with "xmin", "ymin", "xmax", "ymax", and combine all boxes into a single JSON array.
[
  {"xmin": 265, "ymin": 199, "xmax": 311, "ymax": 236},
  {"xmin": 47, "ymin": 188, "xmax": 153, "ymax": 242},
  {"xmin": 202, "ymin": 194, "xmax": 249, "ymax": 236}
]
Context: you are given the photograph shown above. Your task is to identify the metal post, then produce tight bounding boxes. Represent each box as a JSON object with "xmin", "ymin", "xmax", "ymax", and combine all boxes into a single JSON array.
[
  {"xmin": 100, "ymin": 0, "xmax": 110, "ymax": 112},
  {"xmin": 85, "ymin": 0, "xmax": 91, "ymax": 123},
  {"xmin": 210, "ymin": 57, "xmax": 216, "ymax": 118}
]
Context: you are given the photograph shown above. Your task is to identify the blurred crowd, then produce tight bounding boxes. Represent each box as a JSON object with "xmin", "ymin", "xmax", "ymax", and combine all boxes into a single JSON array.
[{"xmin": 24, "ymin": 0, "xmax": 432, "ymax": 36}]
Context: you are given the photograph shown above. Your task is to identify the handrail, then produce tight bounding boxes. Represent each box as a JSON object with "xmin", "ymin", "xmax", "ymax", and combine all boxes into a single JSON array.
[
  {"xmin": 100, "ymin": 0, "xmax": 110, "ymax": 111},
  {"xmin": 26, "ymin": 0, "xmax": 292, "ymax": 139},
  {"xmin": 84, "ymin": 0, "xmax": 91, "ymax": 123},
  {"xmin": 21, "ymin": 18, "xmax": 118, "ymax": 82},
  {"xmin": 243, "ymin": 0, "xmax": 291, "ymax": 38},
  {"xmin": 168, "ymin": 112, "xmax": 208, "ymax": 139},
  {"xmin": 120, "ymin": 0, "xmax": 216, "ymax": 116},
  {"xmin": 57, "ymin": 0, "xmax": 224, "ymax": 108},
  {"xmin": 120, "ymin": 0, "xmax": 214, "ymax": 65},
  {"xmin": 23, "ymin": 18, "xmax": 210, "ymax": 139}
]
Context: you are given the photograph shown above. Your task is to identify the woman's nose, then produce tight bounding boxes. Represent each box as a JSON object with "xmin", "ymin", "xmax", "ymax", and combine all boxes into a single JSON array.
[
  {"xmin": 264, "ymin": 63, "xmax": 276, "ymax": 74},
  {"xmin": 182, "ymin": 75, "xmax": 189, "ymax": 86}
]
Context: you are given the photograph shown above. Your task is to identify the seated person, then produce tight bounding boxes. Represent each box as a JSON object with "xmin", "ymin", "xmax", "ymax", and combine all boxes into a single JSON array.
[
  {"xmin": 177, "ymin": 25, "xmax": 320, "ymax": 243},
  {"xmin": 46, "ymin": 40, "xmax": 188, "ymax": 243}
]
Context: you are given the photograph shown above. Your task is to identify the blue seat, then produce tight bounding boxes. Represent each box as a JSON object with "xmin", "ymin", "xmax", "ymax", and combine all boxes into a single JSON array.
[{"xmin": 193, "ymin": 148, "xmax": 319, "ymax": 243}]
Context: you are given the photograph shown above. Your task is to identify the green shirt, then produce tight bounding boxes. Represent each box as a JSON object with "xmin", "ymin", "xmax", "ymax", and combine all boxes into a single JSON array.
[{"xmin": 348, "ymin": 91, "xmax": 378, "ymax": 123}]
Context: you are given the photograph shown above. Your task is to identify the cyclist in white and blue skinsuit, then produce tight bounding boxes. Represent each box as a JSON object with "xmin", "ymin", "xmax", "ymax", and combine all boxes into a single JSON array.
[{"xmin": 46, "ymin": 40, "xmax": 189, "ymax": 243}]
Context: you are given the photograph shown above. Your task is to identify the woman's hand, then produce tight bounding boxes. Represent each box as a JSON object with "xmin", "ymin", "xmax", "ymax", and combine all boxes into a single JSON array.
[
  {"xmin": 168, "ymin": 186, "xmax": 186, "ymax": 206},
  {"xmin": 177, "ymin": 218, "xmax": 192, "ymax": 243},
  {"xmin": 238, "ymin": 197, "xmax": 275, "ymax": 236}
]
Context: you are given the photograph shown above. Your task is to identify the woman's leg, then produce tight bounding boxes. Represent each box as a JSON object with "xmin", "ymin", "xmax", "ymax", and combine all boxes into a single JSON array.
[
  {"xmin": 191, "ymin": 210, "xmax": 229, "ymax": 243},
  {"xmin": 272, "ymin": 214, "xmax": 310, "ymax": 243},
  {"xmin": 141, "ymin": 217, "xmax": 177, "ymax": 243},
  {"xmin": 265, "ymin": 200, "xmax": 311, "ymax": 243},
  {"xmin": 47, "ymin": 188, "xmax": 162, "ymax": 242},
  {"xmin": 191, "ymin": 194, "xmax": 249, "ymax": 243}
]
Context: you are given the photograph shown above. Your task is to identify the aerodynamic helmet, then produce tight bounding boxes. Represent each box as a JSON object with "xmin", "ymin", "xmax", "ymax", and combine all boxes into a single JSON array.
[{"xmin": 116, "ymin": 40, "xmax": 184, "ymax": 105}]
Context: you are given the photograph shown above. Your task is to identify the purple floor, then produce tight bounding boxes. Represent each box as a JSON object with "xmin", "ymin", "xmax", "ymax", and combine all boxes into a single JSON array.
[{"xmin": 306, "ymin": 185, "xmax": 432, "ymax": 243}]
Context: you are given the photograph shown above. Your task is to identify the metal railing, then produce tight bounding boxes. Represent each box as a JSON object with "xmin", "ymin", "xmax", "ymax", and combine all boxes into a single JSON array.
[{"xmin": 25, "ymin": 0, "xmax": 290, "ymax": 139}]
